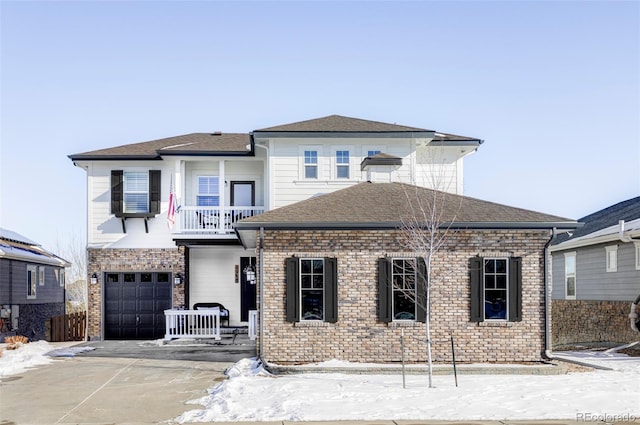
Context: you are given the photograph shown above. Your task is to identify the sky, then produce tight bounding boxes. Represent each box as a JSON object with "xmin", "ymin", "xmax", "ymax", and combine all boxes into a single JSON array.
[{"xmin": 1, "ymin": 0, "xmax": 638, "ymax": 254}]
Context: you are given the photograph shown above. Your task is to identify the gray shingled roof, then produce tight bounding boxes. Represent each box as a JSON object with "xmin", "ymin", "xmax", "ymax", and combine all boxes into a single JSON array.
[
  {"xmin": 255, "ymin": 115, "xmax": 432, "ymax": 133},
  {"xmin": 552, "ymin": 196, "xmax": 640, "ymax": 245},
  {"xmin": 69, "ymin": 133, "xmax": 251, "ymax": 160},
  {"xmin": 236, "ymin": 182, "xmax": 578, "ymax": 230}
]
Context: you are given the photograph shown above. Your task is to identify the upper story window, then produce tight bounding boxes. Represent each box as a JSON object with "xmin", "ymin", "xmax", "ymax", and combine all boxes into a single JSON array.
[
  {"xmin": 27, "ymin": 264, "xmax": 37, "ymax": 299},
  {"xmin": 111, "ymin": 170, "xmax": 160, "ymax": 217},
  {"xmin": 197, "ymin": 176, "xmax": 220, "ymax": 206},
  {"xmin": 336, "ymin": 150, "xmax": 350, "ymax": 179},
  {"xmin": 564, "ymin": 252, "xmax": 576, "ymax": 299},
  {"xmin": 123, "ymin": 172, "xmax": 149, "ymax": 213},
  {"xmin": 605, "ymin": 245, "xmax": 618, "ymax": 273},
  {"xmin": 367, "ymin": 150, "xmax": 381, "ymax": 157},
  {"xmin": 304, "ymin": 150, "xmax": 318, "ymax": 179}
]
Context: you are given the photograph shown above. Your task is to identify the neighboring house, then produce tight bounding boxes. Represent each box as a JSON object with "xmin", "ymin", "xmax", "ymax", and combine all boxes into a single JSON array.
[
  {"xmin": 550, "ymin": 197, "xmax": 640, "ymax": 346},
  {"xmin": 235, "ymin": 182, "xmax": 579, "ymax": 364},
  {"xmin": 0, "ymin": 228, "xmax": 70, "ymax": 341},
  {"xmin": 69, "ymin": 114, "xmax": 484, "ymax": 341}
]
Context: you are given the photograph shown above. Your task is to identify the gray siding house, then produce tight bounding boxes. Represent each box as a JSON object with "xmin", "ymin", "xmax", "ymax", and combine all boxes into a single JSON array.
[
  {"xmin": 0, "ymin": 228, "xmax": 70, "ymax": 341},
  {"xmin": 550, "ymin": 197, "xmax": 640, "ymax": 346}
]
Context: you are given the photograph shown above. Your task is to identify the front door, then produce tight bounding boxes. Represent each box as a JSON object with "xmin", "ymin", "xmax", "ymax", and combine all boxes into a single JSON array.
[
  {"xmin": 231, "ymin": 181, "xmax": 255, "ymax": 208},
  {"xmin": 240, "ymin": 257, "xmax": 257, "ymax": 322}
]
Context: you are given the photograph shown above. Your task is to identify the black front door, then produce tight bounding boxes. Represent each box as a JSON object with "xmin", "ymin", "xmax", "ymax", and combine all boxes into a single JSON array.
[
  {"xmin": 104, "ymin": 272, "xmax": 172, "ymax": 339},
  {"xmin": 240, "ymin": 257, "xmax": 257, "ymax": 322}
]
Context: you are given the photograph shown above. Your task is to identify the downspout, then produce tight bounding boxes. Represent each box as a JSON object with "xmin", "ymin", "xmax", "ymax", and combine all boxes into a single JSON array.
[
  {"xmin": 618, "ymin": 220, "xmax": 633, "ymax": 243},
  {"xmin": 543, "ymin": 227, "xmax": 558, "ymax": 360},
  {"xmin": 258, "ymin": 227, "xmax": 265, "ymax": 363}
]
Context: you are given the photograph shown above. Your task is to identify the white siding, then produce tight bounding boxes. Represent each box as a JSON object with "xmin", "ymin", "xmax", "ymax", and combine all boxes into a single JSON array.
[
  {"xmin": 87, "ymin": 161, "xmax": 175, "ymax": 248},
  {"xmin": 189, "ymin": 246, "xmax": 250, "ymax": 326}
]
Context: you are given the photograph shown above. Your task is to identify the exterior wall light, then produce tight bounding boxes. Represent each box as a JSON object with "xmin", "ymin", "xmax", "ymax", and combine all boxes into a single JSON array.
[
  {"xmin": 174, "ymin": 273, "xmax": 184, "ymax": 285},
  {"xmin": 90, "ymin": 273, "xmax": 98, "ymax": 285}
]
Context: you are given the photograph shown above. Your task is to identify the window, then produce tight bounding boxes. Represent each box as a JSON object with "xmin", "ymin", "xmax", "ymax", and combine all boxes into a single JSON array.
[
  {"xmin": 483, "ymin": 259, "xmax": 508, "ymax": 320},
  {"xmin": 605, "ymin": 245, "xmax": 618, "ymax": 272},
  {"xmin": 27, "ymin": 265, "xmax": 37, "ymax": 299},
  {"xmin": 367, "ymin": 150, "xmax": 381, "ymax": 157},
  {"xmin": 197, "ymin": 176, "xmax": 220, "ymax": 206},
  {"xmin": 635, "ymin": 242, "xmax": 640, "ymax": 270},
  {"xmin": 111, "ymin": 170, "xmax": 161, "ymax": 216},
  {"xmin": 564, "ymin": 252, "xmax": 576, "ymax": 299},
  {"xmin": 336, "ymin": 150, "xmax": 350, "ymax": 179},
  {"xmin": 469, "ymin": 257, "xmax": 522, "ymax": 322},
  {"xmin": 285, "ymin": 257, "xmax": 338, "ymax": 323},
  {"xmin": 300, "ymin": 259, "xmax": 324, "ymax": 320},
  {"xmin": 377, "ymin": 257, "xmax": 426, "ymax": 323},
  {"xmin": 304, "ymin": 150, "xmax": 318, "ymax": 179},
  {"xmin": 391, "ymin": 259, "xmax": 417, "ymax": 320},
  {"xmin": 39, "ymin": 266, "xmax": 45, "ymax": 286}
]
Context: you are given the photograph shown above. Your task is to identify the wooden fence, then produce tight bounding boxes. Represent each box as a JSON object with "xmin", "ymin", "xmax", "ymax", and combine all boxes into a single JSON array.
[{"xmin": 49, "ymin": 311, "xmax": 86, "ymax": 342}]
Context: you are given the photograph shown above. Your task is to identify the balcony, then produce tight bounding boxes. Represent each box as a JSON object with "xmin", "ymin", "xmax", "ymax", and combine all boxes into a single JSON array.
[{"xmin": 177, "ymin": 206, "xmax": 265, "ymax": 235}]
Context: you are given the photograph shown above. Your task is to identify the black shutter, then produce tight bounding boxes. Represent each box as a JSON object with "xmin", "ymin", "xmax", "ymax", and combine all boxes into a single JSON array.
[
  {"xmin": 416, "ymin": 257, "xmax": 427, "ymax": 323},
  {"xmin": 469, "ymin": 257, "xmax": 483, "ymax": 322},
  {"xmin": 111, "ymin": 170, "xmax": 123, "ymax": 215},
  {"xmin": 508, "ymin": 257, "xmax": 522, "ymax": 322},
  {"xmin": 377, "ymin": 258, "xmax": 392, "ymax": 323},
  {"xmin": 324, "ymin": 258, "xmax": 338, "ymax": 323},
  {"xmin": 285, "ymin": 257, "xmax": 299, "ymax": 323},
  {"xmin": 149, "ymin": 170, "xmax": 161, "ymax": 214}
]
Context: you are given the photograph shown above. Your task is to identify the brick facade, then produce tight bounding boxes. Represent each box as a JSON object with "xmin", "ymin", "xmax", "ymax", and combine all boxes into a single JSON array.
[
  {"xmin": 552, "ymin": 299, "xmax": 638, "ymax": 346},
  {"xmin": 259, "ymin": 229, "xmax": 552, "ymax": 365},
  {"xmin": 87, "ymin": 247, "xmax": 185, "ymax": 340}
]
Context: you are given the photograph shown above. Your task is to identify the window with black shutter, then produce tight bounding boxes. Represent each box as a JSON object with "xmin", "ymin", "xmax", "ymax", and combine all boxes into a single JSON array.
[
  {"xmin": 110, "ymin": 170, "xmax": 161, "ymax": 217},
  {"xmin": 377, "ymin": 257, "xmax": 426, "ymax": 323},
  {"xmin": 469, "ymin": 256, "xmax": 522, "ymax": 322},
  {"xmin": 285, "ymin": 257, "xmax": 338, "ymax": 323}
]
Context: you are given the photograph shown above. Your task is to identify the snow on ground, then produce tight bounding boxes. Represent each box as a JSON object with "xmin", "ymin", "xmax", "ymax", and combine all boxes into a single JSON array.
[
  {"xmin": 176, "ymin": 352, "xmax": 640, "ymax": 423},
  {"xmin": 0, "ymin": 341, "xmax": 94, "ymax": 378}
]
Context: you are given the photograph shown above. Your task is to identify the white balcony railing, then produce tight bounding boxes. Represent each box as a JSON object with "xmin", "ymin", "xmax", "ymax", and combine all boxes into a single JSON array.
[
  {"xmin": 179, "ymin": 206, "xmax": 265, "ymax": 234},
  {"xmin": 164, "ymin": 309, "xmax": 221, "ymax": 340}
]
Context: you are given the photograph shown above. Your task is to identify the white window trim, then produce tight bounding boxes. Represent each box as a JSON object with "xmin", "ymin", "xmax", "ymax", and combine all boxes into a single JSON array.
[
  {"xmin": 299, "ymin": 145, "xmax": 323, "ymax": 180},
  {"xmin": 564, "ymin": 251, "xmax": 577, "ymax": 300},
  {"xmin": 482, "ymin": 258, "xmax": 509, "ymax": 322},
  {"xmin": 331, "ymin": 146, "xmax": 354, "ymax": 180},
  {"xmin": 635, "ymin": 242, "xmax": 640, "ymax": 271},
  {"xmin": 391, "ymin": 258, "xmax": 417, "ymax": 322},
  {"xmin": 196, "ymin": 175, "xmax": 220, "ymax": 207},
  {"xmin": 299, "ymin": 258, "xmax": 324, "ymax": 321},
  {"xmin": 123, "ymin": 170, "xmax": 150, "ymax": 213},
  {"xmin": 27, "ymin": 264, "xmax": 37, "ymax": 299},
  {"xmin": 605, "ymin": 245, "xmax": 618, "ymax": 273}
]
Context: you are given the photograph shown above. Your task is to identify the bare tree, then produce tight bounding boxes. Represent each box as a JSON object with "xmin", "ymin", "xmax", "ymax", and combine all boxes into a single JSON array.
[
  {"xmin": 53, "ymin": 231, "xmax": 87, "ymax": 313},
  {"xmin": 396, "ymin": 143, "xmax": 461, "ymax": 388}
]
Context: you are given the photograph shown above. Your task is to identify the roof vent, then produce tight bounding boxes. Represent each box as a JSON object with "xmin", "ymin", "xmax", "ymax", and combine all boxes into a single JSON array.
[{"xmin": 211, "ymin": 131, "xmax": 222, "ymax": 136}]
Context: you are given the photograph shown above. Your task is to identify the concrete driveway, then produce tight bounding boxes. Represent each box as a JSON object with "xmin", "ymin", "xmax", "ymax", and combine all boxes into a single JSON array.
[{"xmin": 0, "ymin": 337, "xmax": 256, "ymax": 424}]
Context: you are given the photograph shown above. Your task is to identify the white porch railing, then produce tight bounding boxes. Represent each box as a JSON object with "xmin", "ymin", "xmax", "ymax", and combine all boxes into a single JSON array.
[
  {"xmin": 179, "ymin": 206, "xmax": 265, "ymax": 234},
  {"xmin": 164, "ymin": 309, "xmax": 221, "ymax": 340},
  {"xmin": 248, "ymin": 310, "xmax": 258, "ymax": 341}
]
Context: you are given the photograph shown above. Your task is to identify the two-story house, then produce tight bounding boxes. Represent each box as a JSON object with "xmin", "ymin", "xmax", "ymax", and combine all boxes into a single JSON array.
[{"xmin": 69, "ymin": 115, "xmax": 483, "ymax": 341}]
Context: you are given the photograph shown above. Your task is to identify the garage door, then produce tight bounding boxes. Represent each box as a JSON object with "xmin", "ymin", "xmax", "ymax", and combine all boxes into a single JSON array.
[{"xmin": 104, "ymin": 272, "xmax": 172, "ymax": 339}]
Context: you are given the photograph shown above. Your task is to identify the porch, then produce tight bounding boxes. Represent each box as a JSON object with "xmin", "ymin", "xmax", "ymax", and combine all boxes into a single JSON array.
[{"xmin": 164, "ymin": 309, "xmax": 257, "ymax": 341}]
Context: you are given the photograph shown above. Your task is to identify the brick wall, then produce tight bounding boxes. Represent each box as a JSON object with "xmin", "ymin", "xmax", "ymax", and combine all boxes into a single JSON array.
[
  {"xmin": 87, "ymin": 247, "xmax": 185, "ymax": 340},
  {"xmin": 259, "ymin": 229, "xmax": 551, "ymax": 364},
  {"xmin": 552, "ymin": 299, "xmax": 638, "ymax": 346}
]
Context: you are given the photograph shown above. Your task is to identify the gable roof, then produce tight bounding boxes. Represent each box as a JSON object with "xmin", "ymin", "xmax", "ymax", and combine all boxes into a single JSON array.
[
  {"xmin": 235, "ymin": 182, "xmax": 579, "ymax": 248},
  {"xmin": 69, "ymin": 133, "xmax": 252, "ymax": 160},
  {"xmin": 551, "ymin": 196, "xmax": 640, "ymax": 250},
  {"xmin": 0, "ymin": 228, "xmax": 70, "ymax": 267},
  {"xmin": 255, "ymin": 115, "xmax": 432, "ymax": 133}
]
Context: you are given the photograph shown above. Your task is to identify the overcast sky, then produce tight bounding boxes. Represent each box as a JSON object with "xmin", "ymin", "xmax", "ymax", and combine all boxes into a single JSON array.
[{"xmin": 1, "ymin": 0, "xmax": 638, "ymax": 253}]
